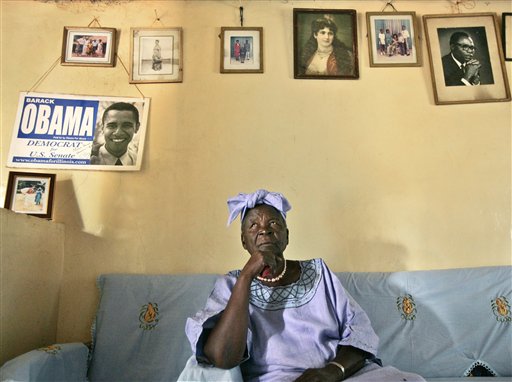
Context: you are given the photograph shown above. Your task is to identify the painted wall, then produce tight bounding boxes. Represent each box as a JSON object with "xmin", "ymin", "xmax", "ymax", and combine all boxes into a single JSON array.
[
  {"xmin": 0, "ymin": 209, "xmax": 65, "ymax": 365},
  {"xmin": 1, "ymin": 1, "xmax": 510, "ymax": 345}
]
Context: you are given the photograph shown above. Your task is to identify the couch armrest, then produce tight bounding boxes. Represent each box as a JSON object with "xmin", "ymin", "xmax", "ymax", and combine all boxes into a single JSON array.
[{"xmin": 0, "ymin": 343, "xmax": 88, "ymax": 382}]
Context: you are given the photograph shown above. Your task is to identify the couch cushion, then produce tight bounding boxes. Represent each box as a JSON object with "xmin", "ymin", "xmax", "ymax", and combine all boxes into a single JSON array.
[
  {"xmin": 87, "ymin": 274, "xmax": 218, "ymax": 382},
  {"xmin": 336, "ymin": 266, "xmax": 512, "ymax": 378}
]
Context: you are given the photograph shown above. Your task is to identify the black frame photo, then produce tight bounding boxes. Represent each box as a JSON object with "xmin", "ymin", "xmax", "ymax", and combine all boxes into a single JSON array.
[
  {"xmin": 293, "ymin": 9, "xmax": 359, "ymax": 79},
  {"xmin": 4, "ymin": 172, "xmax": 56, "ymax": 219}
]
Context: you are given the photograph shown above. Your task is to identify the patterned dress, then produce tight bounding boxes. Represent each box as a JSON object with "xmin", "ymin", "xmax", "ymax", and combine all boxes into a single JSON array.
[{"xmin": 185, "ymin": 258, "xmax": 379, "ymax": 382}]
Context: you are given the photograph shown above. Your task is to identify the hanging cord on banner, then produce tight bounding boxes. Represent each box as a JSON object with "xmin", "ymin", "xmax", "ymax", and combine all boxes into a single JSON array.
[
  {"xmin": 381, "ymin": 1, "xmax": 398, "ymax": 12},
  {"xmin": 28, "ymin": 56, "xmax": 61, "ymax": 93},
  {"xmin": 27, "ymin": 16, "xmax": 145, "ymax": 98},
  {"xmin": 451, "ymin": 0, "xmax": 476, "ymax": 13}
]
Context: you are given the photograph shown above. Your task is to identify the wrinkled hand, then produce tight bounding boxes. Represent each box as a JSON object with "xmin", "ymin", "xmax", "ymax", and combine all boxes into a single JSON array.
[
  {"xmin": 294, "ymin": 365, "xmax": 341, "ymax": 382},
  {"xmin": 240, "ymin": 250, "xmax": 279, "ymax": 280},
  {"xmin": 463, "ymin": 59, "xmax": 481, "ymax": 84}
]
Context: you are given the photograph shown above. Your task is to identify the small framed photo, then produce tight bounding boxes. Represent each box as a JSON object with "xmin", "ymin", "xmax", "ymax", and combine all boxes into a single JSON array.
[
  {"xmin": 423, "ymin": 13, "xmax": 510, "ymax": 105},
  {"xmin": 220, "ymin": 27, "xmax": 263, "ymax": 73},
  {"xmin": 61, "ymin": 27, "xmax": 116, "ymax": 67},
  {"xmin": 4, "ymin": 172, "xmax": 56, "ymax": 219},
  {"xmin": 130, "ymin": 27, "xmax": 183, "ymax": 83},
  {"xmin": 503, "ymin": 13, "xmax": 512, "ymax": 61},
  {"xmin": 293, "ymin": 8, "xmax": 358, "ymax": 79},
  {"xmin": 366, "ymin": 12, "xmax": 421, "ymax": 67}
]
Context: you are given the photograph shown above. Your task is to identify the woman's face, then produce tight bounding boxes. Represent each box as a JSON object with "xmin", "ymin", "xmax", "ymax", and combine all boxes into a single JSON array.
[
  {"xmin": 314, "ymin": 27, "xmax": 334, "ymax": 49},
  {"xmin": 241, "ymin": 204, "xmax": 289, "ymax": 256}
]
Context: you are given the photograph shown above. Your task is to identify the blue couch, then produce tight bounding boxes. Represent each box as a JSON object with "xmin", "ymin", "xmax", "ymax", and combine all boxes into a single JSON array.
[{"xmin": 1, "ymin": 266, "xmax": 511, "ymax": 382}]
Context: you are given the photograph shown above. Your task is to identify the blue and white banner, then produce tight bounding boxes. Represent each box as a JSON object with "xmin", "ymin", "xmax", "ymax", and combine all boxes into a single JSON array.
[{"xmin": 7, "ymin": 92, "xmax": 150, "ymax": 171}]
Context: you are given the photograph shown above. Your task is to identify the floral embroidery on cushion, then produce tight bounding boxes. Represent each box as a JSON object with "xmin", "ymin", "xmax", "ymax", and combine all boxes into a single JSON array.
[
  {"xmin": 396, "ymin": 294, "xmax": 416, "ymax": 320},
  {"xmin": 139, "ymin": 302, "xmax": 160, "ymax": 330},
  {"xmin": 491, "ymin": 296, "xmax": 511, "ymax": 322},
  {"xmin": 37, "ymin": 344, "xmax": 61, "ymax": 355}
]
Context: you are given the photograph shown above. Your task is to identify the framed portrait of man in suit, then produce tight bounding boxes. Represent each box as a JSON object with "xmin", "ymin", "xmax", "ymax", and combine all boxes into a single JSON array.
[{"xmin": 423, "ymin": 13, "xmax": 510, "ymax": 105}]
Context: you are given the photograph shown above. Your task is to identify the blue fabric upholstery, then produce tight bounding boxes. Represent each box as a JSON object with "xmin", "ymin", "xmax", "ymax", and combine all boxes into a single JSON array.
[
  {"xmin": 87, "ymin": 273, "xmax": 218, "ymax": 382},
  {"xmin": 336, "ymin": 266, "xmax": 512, "ymax": 378},
  {"xmin": 2, "ymin": 266, "xmax": 510, "ymax": 382},
  {"xmin": 0, "ymin": 343, "xmax": 88, "ymax": 382}
]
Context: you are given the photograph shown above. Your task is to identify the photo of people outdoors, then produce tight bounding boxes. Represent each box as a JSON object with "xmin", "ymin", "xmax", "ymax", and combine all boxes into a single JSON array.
[
  {"xmin": 220, "ymin": 27, "xmax": 262, "ymax": 73},
  {"xmin": 62, "ymin": 27, "xmax": 115, "ymax": 66},
  {"xmin": 6, "ymin": 174, "xmax": 54, "ymax": 216},
  {"xmin": 71, "ymin": 34, "xmax": 108, "ymax": 58},
  {"xmin": 366, "ymin": 12, "xmax": 420, "ymax": 67}
]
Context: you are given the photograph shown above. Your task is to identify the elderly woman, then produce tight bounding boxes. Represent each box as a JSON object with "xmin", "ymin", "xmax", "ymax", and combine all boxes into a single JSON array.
[{"xmin": 181, "ymin": 190, "xmax": 425, "ymax": 382}]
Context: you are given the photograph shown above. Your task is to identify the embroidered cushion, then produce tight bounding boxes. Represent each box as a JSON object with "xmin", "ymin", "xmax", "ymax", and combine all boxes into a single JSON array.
[
  {"xmin": 87, "ymin": 274, "xmax": 218, "ymax": 382},
  {"xmin": 336, "ymin": 266, "xmax": 511, "ymax": 378}
]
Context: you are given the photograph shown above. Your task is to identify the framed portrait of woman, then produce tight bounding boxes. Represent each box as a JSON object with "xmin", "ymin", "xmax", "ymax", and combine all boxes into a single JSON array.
[
  {"xmin": 129, "ymin": 27, "xmax": 183, "ymax": 83},
  {"xmin": 293, "ymin": 9, "xmax": 358, "ymax": 79}
]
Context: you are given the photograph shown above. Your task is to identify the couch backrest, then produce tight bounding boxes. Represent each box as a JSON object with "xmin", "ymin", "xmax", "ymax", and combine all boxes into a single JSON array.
[
  {"xmin": 88, "ymin": 274, "xmax": 218, "ymax": 382},
  {"xmin": 88, "ymin": 266, "xmax": 511, "ymax": 381},
  {"xmin": 336, "ymin": 266, "xmax": 511, "ymax": 378}
]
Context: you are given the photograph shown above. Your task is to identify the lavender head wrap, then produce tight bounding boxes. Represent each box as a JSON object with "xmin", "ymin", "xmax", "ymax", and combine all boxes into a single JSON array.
[{"xmin": 227, "ymin": 189, "xmax": 291, "ymax": 226}]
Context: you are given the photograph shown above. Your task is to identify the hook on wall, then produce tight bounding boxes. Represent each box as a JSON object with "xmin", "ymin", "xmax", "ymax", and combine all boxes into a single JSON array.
[
  {"xmin": 240, "ymin": 6, "xmax": 244, "ymax": 27},
  {"xmin": 381, "ymin": 0, "xmax": 398, "ymax": 12}
]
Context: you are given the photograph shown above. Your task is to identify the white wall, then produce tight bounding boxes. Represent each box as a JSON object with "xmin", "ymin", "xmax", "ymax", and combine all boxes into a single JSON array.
[{"xmin": 0, "ymin": 1, "xmax": 510, "ymax": 345}]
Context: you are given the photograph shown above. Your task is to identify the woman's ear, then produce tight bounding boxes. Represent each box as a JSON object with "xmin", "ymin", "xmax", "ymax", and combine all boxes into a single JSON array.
[{"xmin": 241, "ymin": 233, "xmax": 247, "ymax": 250}]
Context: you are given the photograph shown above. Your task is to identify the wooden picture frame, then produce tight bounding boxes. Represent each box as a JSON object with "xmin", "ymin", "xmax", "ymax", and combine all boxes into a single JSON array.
[
  {"xmin": 503, "ymin": 13, "xmax": 512, "ymax": 61},
  {"xmin": 4, "ymin": 172, "xmax": 56, "ymax": 219},
  {"xmin": 293, "ymin": 8, "xmax": 358, "ymax": 79},
  {"xmin": 423, "ymin": 13, "xmax": 510, "ymax": 105},
  {"xmin": 220, "ymin": 27, "xmax": 263, "ymax": 73},
  {"xmin": 130, "ymin": 27, "xmax": 183, "ymax": 83},
  {"xmin": 366, "ymin": 12, "xmax": 422, "ymax": 67},
  {"xmin": 61, "ymin": 27, "xmax": 116, "ymax": 67}
]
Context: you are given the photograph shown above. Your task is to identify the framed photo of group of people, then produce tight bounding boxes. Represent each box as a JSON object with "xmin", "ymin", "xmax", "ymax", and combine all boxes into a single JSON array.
[{"xmin": 61, "ymin": 26, "xmax": 183, "ymax": 83}]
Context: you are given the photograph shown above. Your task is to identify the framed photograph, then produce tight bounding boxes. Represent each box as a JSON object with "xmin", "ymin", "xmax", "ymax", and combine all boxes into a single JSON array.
[
  {"xmin": 4, "ymin": 172, "xmax": 56, "ymax": 219},
  {"xmin": 423, "ymin": 13, "xmax": 510, "ymax": 105},
  {"xmin": 61, "ymin": 27, "xmax": 116, "ymax": 67},
  {"xmin": 130, "ymin": 28, "xmax": 183, "ymax": 83},
  {"xmin": 503, "ymin": 13, "xmax": 512, "ymax": 61},
  {"xmin": 293, "ymin": 9, "xmax": 358, "ymax": 79},
  {"xmin": 366, "ymin": 12, "xmax": 421, "ymax": 67},
  {"xmin": 220, "ymin": 27, "xmax": 263, "ymax": 73}
]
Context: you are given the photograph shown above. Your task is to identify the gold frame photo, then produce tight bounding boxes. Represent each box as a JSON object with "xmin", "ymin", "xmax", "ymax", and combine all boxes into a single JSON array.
[
  {"xmin": 61, "ymin": 27, "xmax": 116, "ymax": 67},
  {"xmin": 130, "ymin": 27, "xmax": 183, "ymax": 83},
  {"xmin": 366, "ymin": 12, "xmax": 422, "ymax": 67},
  {"xmin": 293, "ymin": 8, "xmax": 359, "ymax": 79},
  {"xmin": 220, "ymin": 27, "xmax": 263, "ymax": 73},
  {"xmin": 423, "ymin": 13, "xmax": 510, "ymax": 105},
  {"xmin": 4, "ymin": 172, "xmax": 56, "ymax": 220}
]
